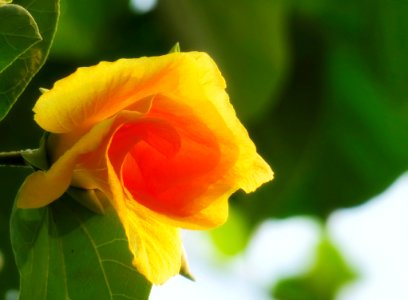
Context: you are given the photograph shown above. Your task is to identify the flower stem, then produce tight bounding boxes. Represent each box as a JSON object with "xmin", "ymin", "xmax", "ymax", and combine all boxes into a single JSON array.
[{"xmin": 0, "ymin": 151, "xmax": 28, "ymax": 167}]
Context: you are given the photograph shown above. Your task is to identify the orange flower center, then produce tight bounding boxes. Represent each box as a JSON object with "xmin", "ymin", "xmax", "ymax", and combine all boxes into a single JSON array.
[{"xmin": 108, "ymin": 101, "xmax": 222, "ymax": 217}]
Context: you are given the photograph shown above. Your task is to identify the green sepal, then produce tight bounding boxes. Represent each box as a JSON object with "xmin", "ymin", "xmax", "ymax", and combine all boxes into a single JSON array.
[
  {"xmin": 179, "ymin": 246, "xmax": 195, "ymax": 281},
  {"xmin": 21, "ymin": 132, "xmax": 49, "ymax": 170},
  {"xmin": 39, "ymin": 87, "xmax": 50, "ymax": 94},
  {"xmin": 168, "ymin": 42, "xmax": 181, "ymax": 53}
]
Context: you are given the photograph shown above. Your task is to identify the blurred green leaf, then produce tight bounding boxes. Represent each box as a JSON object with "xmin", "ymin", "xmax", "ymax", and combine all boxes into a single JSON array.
[
  {"xmin": 0, "ymin": 250, "xmax": 3, "ymax": 272},
  {"xmin": 0, "ymin": 0, "xmax": 59, "ymax": 121},
  {"xmin": 51, "ymin": 0, "xmax": 130, "ymax": 60},
  {"xmin": 210, "ymin": 206, "xmax": 251, "ymax": 256},
  {"xmin": 50, "ymin": 0, "xmax": 169, "ymax": 61},
  {"xmin": 11, "ymin": 193, "xmax": 151, "ymax": 300},
  {"xmin": 371, "ymin": 0, "xmax": 408, "ymax": 108},
  {"xmin": 51, "ymin": 0, "xmax": 104, "ymax": 59},
  {"xmin": 272, "ymin": 237, "xmax": 356, "ymax": 300},
  {"xmin": 236, "ymin": 3, "xmax": 408, "ymax": 224},
  {"xmin": 0, "ymin": 4, "xmax": 42, "ymax": 73},
  {"xmin": 158, "ymin": 0, "xmax": 290, "ymax": 122}
]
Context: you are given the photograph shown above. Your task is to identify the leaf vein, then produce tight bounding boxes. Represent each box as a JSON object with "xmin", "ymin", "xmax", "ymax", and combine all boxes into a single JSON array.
[
  {"xmin": 74, "ymin": 213, "xmax": 114, "ymax": 298},
  {"xmin": 96, "ymin": 238, "xmax": 128, "ymax": 249},
  {"xmin": 101, "ymin": 259, "xmax": 139, "ymax": 273},
  {"xmin": 52, "ymin": 210, "xmax": 71, "ymax": 300},
  {"xmin": 112, "ymin": 293, "xmax": 136, "ymax": 300}
]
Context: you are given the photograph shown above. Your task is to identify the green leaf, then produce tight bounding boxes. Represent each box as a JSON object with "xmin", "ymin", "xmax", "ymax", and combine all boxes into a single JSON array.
[
  {"xmin": 11, "ymin": 194, "xmax": 152, "ymax": 300},
  {"xmin": 0, "ymin": 4, "xmax": 42, "ymax": 74},
  {"xmin": 0, "ymin": 168, "xmax": 30, "ymax": 296},
  {"xmin": 234, "ymin": 4, "xmax": 408, "ymax": 225},
  {"xmin": 67, "ymin": 187, "xmax": 107, "ymax": 215},
  {"xmin": 0, "ymin": 0, "xmax": 59, "ymax": 121}
]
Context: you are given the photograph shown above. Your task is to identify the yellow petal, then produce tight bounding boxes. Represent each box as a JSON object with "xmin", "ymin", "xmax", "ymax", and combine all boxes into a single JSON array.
[
  {"xmin": 34, "ymin": 54, "xmax": 194, "ymax": 133},
  {"xmin": 233, "ymin": 152, "xmax": 274, "ymax": 194},
  {"xmin": 106, "ymin": 152, "xmax": 182, "ymax": 284},
  {"xmin": 16, "ymin": 117, "xmax": 117, "ymax": 208},
  {"xmin": 160, "ymin": 52, "xmax": 274, "ymax": 192},
  {"xmin": 189, "ymin": 53, "xmax": 274, "ymax": 191},
  {"xmin": 121, "ymin": 198, "xmax": 182, "ymax": 285},
  {"xmin": 155, "ymin": 195, "xmax": 230, "ymax": 230},
  {"xmin": 17, "ymin": 168, "xmax": 74, "ymax": 209}
]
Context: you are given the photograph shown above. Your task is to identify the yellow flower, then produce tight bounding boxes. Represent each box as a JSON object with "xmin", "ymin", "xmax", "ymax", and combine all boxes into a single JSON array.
[{"xmin": 17, "ymin": 52, "xmax": 273, "ymax": 284}]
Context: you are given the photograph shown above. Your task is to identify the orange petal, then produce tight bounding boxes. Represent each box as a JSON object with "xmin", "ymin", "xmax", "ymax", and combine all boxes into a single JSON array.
[
  {"xmin": 104, "ymin": 93, "xmax": 272, "ymax": 230},
  {"xmin": 114, "ymin": 104, "xmax": 227, "ymax": 218},
  {"xmin": 137, "ymin": 94, "xmax": 272, "ymax": 228},
  {"xmin": 150, "ymin": 54, "xmax": 274, "ymax": 194},
  {"xmin": 160, "ymin": 151, "xmax": 273, "ymax": 230}
]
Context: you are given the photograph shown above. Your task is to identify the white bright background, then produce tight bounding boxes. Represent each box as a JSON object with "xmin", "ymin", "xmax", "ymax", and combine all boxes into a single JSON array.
[{"xmin": 150, "ymin": 172, "xmax": 408, "ymax": 300}]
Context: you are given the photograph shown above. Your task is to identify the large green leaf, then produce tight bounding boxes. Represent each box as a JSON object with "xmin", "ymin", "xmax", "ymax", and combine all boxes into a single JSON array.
[
  {"xmin": 11, "ymin": 193, "xmax": 151, "ymax": 299},
  {"xmin": 0, "ymin": 168, "xmax": 29, "ymax": 297},
  {"xmin": 0, "ymin": 4, "xmax": 42, "ymax": 74},
  {"xmin": 232, "ymin": 1, "xmax": 408, "ymax": 225},
  {"xmin": 0, "ymin": 0, "xmax": 59, "ymax": 120}
]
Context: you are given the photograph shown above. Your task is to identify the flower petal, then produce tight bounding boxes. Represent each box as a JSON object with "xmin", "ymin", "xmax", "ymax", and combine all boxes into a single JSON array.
[
  {"xmin": 184, "ymin": 53, "xmax": 275, "ymax": 191},
  {"xmin": 119, "ymin": 198, "xmax": 182, "ymax": 285},
  {"xmin": 104, "ymin": 93, "xmax": 272, "ymax": 230},
  {"xmin": 162, "ymin": 151, "xmax": 273, "ymax": 230},
  {"xmin": 34, "ymin": 54, "xmax": 194, "ymax": 133},
  {"xmin": 154, "ymin": 195, "xmax": 230, "ymax": 230},
  {"xmin": 231, "ymin": 152, "xmax": 274, "ymax": 193},
  {"xmin": 17, "ymin": 114, "xmax": 128, "ymax": 208},
  {"xmin": 114, "ymin": 101, "xmax": 230, "ymax": 218},
  {"xmin": 17, "ymin": 165, "xmax": 75, "ymax": 209},
  {"xmin": 140, "ymin": 94, "xmax": 272, "ymax": 228},
  {"xmin": 106, "ymin": 146, "xmax": 182, "ymax": 284}
]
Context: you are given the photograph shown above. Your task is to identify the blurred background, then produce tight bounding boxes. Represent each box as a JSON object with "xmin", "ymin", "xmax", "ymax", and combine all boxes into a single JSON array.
[{"xmin": 1, "ymin": 0, "xmax": 408, "ymax": 299}]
